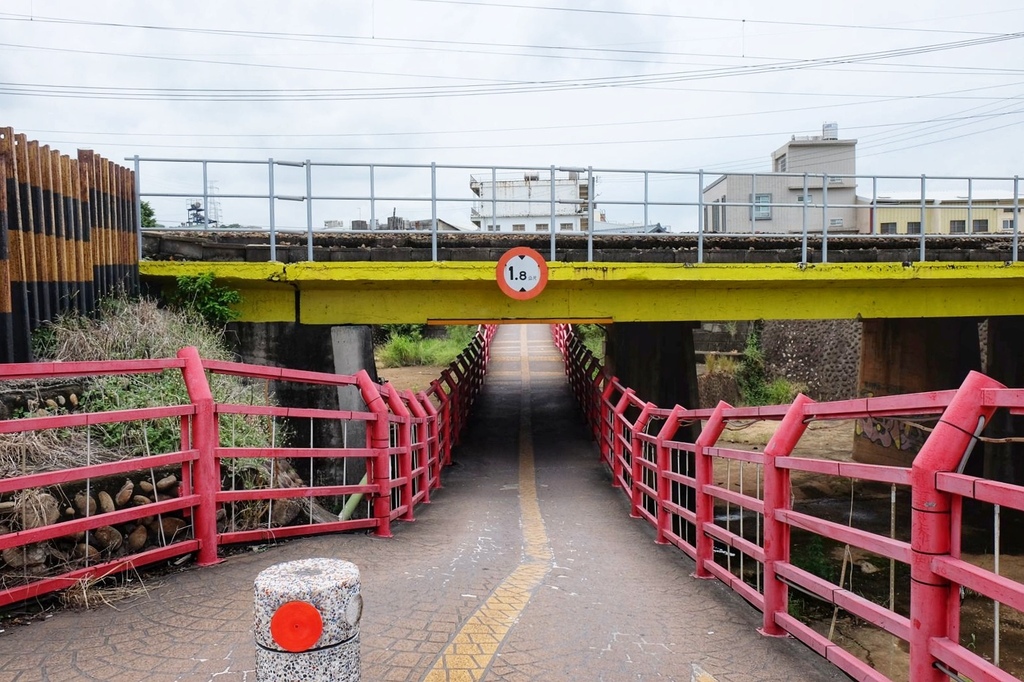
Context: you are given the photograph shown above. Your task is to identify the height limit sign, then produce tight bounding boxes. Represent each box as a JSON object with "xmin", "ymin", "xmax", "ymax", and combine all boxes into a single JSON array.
[{"xmin": 496, "ymin": 247, "xmax": 549, "ymax": 301}]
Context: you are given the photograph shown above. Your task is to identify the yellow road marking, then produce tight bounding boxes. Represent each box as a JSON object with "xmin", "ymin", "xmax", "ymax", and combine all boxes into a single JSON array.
[
  {"xmin": 691, "ymin": 663, "xmax": 718, "ymax": 681},
  {"xmin": 424, "ymin": 327, "xmax": 553, "ymax": 682}
]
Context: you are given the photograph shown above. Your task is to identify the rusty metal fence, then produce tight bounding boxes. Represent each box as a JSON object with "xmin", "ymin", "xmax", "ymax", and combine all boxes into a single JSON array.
[{"xmin": 0, "ymin": 127, "xmax": 139, "ymax": 363}]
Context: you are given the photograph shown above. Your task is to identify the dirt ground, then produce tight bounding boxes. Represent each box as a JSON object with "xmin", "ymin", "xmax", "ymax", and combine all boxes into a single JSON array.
[{"xmin": 376, "ymin": 365, "xmax": 448, "ymax": 395}]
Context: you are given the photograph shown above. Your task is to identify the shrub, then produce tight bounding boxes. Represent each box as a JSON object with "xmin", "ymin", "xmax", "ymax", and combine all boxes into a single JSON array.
[
  {"xmin": 735, "ymin": 323, "xmax": 802, "ymax": 406},
  {"xmin": 575, "ymin": 324, "xmax": 605, "ymax": 357},
  {"xmin": 165, "ymin": 273, "xmax": 241, "ymax": 328},
  {"xmin": 377, "ymin": 326, "xmax": 477, "ymax": 368},
  {"xmin": 17, "ymin": 296, "xmax": 274, "ymax": 473}
]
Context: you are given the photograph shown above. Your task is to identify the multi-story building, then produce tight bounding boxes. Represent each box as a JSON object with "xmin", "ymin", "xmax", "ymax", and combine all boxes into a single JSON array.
[
  {"xmin": 702, "ymin": 123, "xmax": 861, "ymax": 234},
  {"xmin": 470, "ymin": 170, "xmax": 590, "ymax": 233},
  {"xmin": 871, "ymin": 193, "xmax": 1019, "ymax": 235}
]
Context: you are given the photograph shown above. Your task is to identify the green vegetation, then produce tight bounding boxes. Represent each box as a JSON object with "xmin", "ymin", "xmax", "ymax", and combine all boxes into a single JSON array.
[
  {"xmin": 165, "ymin": 273, "xmax": 242, "ymax": 328},
  {"xmin": 140, "ymin": 200, "xmax": 157, "ymax": 228},
  {"xmin": 22, "ymin": 297, "xmax": 273, "ymax": 472},
  {"xmin": 376, "ymin": 325, "xmax": 477, "ymax": 368},
  {"xmin": 575, "ymin": 324, "xmax": 605, "ymax": 357},
  {"xmin": 735, "ymin": 324, "xmax": 802, "ymax": 406}
]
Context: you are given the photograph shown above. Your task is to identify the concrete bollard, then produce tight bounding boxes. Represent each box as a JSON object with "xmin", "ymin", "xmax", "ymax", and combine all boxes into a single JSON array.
[{"xmin": 254, "ymin": 558, "xmax": 362, "ymax": 681}]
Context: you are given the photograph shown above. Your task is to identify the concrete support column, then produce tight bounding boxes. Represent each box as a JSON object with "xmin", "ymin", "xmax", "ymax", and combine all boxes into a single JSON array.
[
  {"xmin": 984, "ymin": 316, "xmax": 1024, "ymax": 485},
  {"xmin": 853, "ymin": 317, "xmax": 981, "ymax": 466},
  {"xmin": 226, "ymin": 322, "xmax": 378, "ymax": 493},
  {"xmin": 604, "ymin": 322, "xmax": 700, "ymax": 421}
]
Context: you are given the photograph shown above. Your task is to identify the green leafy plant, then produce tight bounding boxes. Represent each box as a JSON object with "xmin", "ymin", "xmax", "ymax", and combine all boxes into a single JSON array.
[
  {"xmin": 377, "ymin": 326, "xmax": 476, "ymax": 368},
  {"xmin": 575, "ymin": 324, "xmax": 605, "ymax": 357},
  {"xmin": 165, "ymin": 273, "xmax": 242, "ymax": 328},
  {"xmin": 140, "ymin": 200, "xmax": 157, "ymax": 228},
  {"xmin": 14, "ymin": 297, "xmax": 274, "ymax": 475},
  {"xmin": 734, "ymin": 324, "xmax": 802, "ymax": 406}
]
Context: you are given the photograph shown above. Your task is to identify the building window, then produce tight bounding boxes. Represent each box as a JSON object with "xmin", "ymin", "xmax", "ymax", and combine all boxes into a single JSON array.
[
  {"xmin": 559, "ymin": 222, "xmax": 574, "ymax": 231},
  {"xmin": 829, "ymin": 218, "xmax": 843, "ymax": 228},
  {"xmin": 973, "ymin": 219, "xmax": 989, "ymax": 233},
  {"xmin": 775, "ymin": 154, "xmax": 787, "ymax": 172},
  {"xmin": 907, "ymin": 221, "xmax": 921, "ymax": 234},
  {"xmin": 949, "ymin": 220, "xmax": 966, "ymax": 234},
  {"xmin": 828, "ymin": 175, "xmax": 843, "ymax": 185},
  {"xmin": 512, "ymin": 223, "xmax": 526, "ymax": 232},
  {"xmin": 535, "ymin": 223, "xmax": 549, "ymax": 232},
  {"xmin": 752, "ymin": 193, "xmax": 772, "ymax": 220},
  {"xmin": 880, "ymin": 222, "xmax": 897, "ymax": 235},
  {"xmin": 1004, "ymin": 219, "xmax": 1016, "ymax": 231}
]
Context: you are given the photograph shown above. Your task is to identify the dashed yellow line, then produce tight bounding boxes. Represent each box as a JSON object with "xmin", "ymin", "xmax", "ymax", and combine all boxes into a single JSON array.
[{"xmin": 425, "ymin": 327, "xmax": 553, "ymax": 682}]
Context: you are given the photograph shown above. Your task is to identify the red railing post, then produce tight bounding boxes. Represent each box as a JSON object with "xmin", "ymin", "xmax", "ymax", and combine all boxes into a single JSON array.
[
  {"xmin": 383, "ymin": 383, "xmax": 414, "ymax": 522},
  {"xmin": 356, "ymin": 370, "xmax": 393, "ymax": 538},
  {"xmin": 630, "ymin": 403, "xmax": 655, "ymax": 518},
  {"xmin": 611, "ymin": 389, "xmax": 634, "ymax": 487},
  {"xmin": 177, "ymin": 346, "xmax": 222, "ymax": 567},
  {"xmin": 909, "ymin": 371, "xmax": 1002, "ymax": 682},
  {"xmin": 404, "ymin": 389, "xmax": 430, "ymax": 504},
  {"xmin": 417, "ymin": 391, "xmax": 441, "ymax": 490},
  {"xmin": 431, "ymin": 378, "xmax": 453, "ymax": 465},
  {"xmin": 654, "ymin": 405, "xmax": 684, "ymax": 544},
  {"xmin": 599, "ymin": 378, "xmax": 617, "ymax": 460},
  {"xmin": 760, "ymin": 393, "xmax": 814, "ymax": 637},
  {"xmin": 694, "ymin": 401, "xmax": 731, "ymax": 578},
  {"xmin": 441, "ymin": 369, "xmax": 460, "ymax": 445}
]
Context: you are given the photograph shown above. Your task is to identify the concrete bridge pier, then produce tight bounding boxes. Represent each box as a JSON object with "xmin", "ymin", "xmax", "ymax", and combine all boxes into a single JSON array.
[
  {"xmin": 853, "ymin": 317, "xmax": 981, "ymax": 467},
  {"xmin": 983, "ymin": 316, "xmax": 1024, "ymax": 483},
  {"xmin": 226, "ymin": 322, "xmax": 377, "ymax": 496},
  {"xmin": 604, "ymin": 321, "xmax": 701, "ymax": 441}
]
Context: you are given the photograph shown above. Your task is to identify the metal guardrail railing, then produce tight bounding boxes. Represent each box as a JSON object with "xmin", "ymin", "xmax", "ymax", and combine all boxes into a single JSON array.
[
  {"xmin": 552, "ymin": 323, "xmax": 1024, "ymax": 682},
  {"xmin": 0, "ymin": 325, "xmax": 496, "ymax": 608},
  {"xmin": 131, "ymin": 157, "xmax": 1023, "ymax": 264}
]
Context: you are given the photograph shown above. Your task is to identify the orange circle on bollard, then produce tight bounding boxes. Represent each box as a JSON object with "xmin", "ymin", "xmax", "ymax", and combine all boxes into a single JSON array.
[{"xmin": 270, "ymin": 600, "xmax": 324, "ymax": 652}]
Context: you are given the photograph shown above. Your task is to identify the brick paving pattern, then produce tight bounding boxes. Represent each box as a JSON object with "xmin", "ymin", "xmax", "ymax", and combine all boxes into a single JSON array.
[{"xmin": 0, "ymin": 325, "xmax": 847, "ymax": 681}]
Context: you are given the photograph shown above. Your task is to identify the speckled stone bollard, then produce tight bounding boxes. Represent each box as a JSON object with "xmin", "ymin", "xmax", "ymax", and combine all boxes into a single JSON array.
[{"xmin": 254, "ymin": 558, "xmax": 362, "ymax": 681}]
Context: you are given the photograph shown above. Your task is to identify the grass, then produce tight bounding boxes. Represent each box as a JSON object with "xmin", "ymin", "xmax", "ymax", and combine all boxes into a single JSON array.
[
  {"xmin": 5, "ymin": 296, "xmax": 274, "ymax": 476},
  {"xmin": 377, "ymin": 325, "xmax": 477, "ymax": 368}
]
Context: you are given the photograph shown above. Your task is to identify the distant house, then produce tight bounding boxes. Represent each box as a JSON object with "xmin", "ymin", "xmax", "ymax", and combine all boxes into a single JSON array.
[
  {"xmin": 331, "ymin": 217, "xmax": 474, "ymax": 232},
  {"xmin": 702, "ymin": 123, "xmax": 861, "ymax": 234},
  {"xmin": 871, "ymin": 192, "xmax": 1020, "ymax": 235},
  {"xmin": 470, "ymin": 170, "xmax": 590, "ymax": 233}
]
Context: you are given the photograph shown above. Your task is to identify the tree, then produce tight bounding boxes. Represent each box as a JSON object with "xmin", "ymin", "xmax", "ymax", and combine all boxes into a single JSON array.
[{"xmin": 140, "ymin": 200, "xmax": 157, "ymax": 228}]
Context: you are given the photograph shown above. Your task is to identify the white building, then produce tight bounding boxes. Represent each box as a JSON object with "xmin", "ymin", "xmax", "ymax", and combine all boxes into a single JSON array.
[
  {"xmin": 470, "ymin": 170, "xmax": 590, "ymax": 233},
  {"xmin": 702, "ymin": 123, "xmax": 861, "ymax": 234}
]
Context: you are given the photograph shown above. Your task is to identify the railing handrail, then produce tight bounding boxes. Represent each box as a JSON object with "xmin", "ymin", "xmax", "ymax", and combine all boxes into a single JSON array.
[
  {"xmin": 131, "ymin": 155, "xmax": 1023, "ymax": 264},
  {"xmin": 0, "ymin": 324, "xmax": 495, "ymax": 609},
  {"xmin": 553, "ymin": 322, "xmax": 1024, "ymax": 682}
]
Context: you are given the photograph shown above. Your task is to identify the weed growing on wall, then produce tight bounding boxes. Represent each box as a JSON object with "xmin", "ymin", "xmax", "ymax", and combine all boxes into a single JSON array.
[
  {"xmin": 165, "ymin": 272, "xmax": 242, "ymax": 328},
  {"xmin": 736, "ymin": 323, "xmax": 802, "ymax": 406}
]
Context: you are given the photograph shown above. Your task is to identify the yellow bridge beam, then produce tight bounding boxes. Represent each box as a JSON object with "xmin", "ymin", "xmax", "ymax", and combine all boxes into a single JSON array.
[{"xmin": 139, "ymin": 260, "xmax": 1024, "ymax": 324}]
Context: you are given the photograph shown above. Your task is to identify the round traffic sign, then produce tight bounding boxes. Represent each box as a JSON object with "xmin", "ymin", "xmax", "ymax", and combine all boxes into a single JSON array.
[{"xmin": 496, "ymin": 247, "xmax": 549, "ymax": 300}]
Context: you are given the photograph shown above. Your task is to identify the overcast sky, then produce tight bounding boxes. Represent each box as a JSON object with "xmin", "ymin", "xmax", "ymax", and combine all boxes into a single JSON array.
[{"xmin": 3, "ymin": 1, "xmax": 1023, "ymax": 228}]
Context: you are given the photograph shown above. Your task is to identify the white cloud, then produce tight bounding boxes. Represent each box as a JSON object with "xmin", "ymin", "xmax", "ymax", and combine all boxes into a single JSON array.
[{"xmin": 3, "ymin": 0, "xmax": 1022, "ymax": 227}]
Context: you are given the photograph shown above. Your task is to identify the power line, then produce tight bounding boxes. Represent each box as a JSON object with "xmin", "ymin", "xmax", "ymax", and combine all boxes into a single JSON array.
[
  {"xmin": 3, "ymin": 30, "xmax": 1021, "ymax": 102},
  {"xmin": 405, "ymin": 0, "xmax": 1019, "ymax": 37}
]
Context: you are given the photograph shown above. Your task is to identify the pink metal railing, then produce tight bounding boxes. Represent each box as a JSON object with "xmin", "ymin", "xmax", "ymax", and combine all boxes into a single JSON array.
[
  {"xmin": 0, "ymin": 325, "xmax": 494, "ymax": 607},
  {"xmin": 553, "ymin": 323, "xmax": 1024, "ymax": 682}
]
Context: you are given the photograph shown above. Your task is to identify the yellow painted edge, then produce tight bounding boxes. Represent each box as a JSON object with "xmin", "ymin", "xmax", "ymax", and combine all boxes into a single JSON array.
[{"xmin": 141, "ymin": 260, "xmax": 1024, "ymax": 287}]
